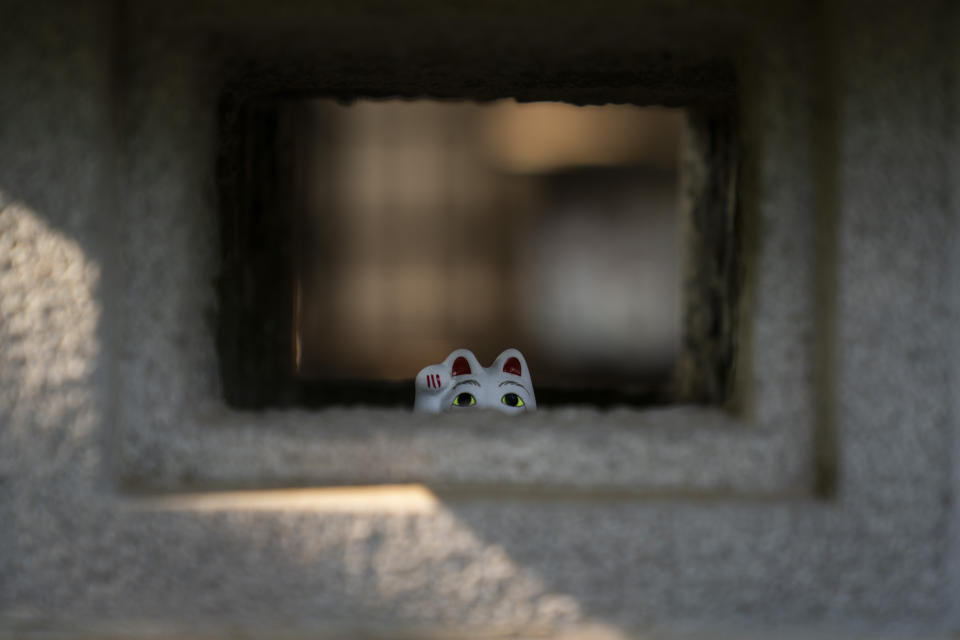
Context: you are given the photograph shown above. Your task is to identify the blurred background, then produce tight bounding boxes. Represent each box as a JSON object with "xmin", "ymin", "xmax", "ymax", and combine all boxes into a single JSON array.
[{"xmin": 288, "ymin": 99, "xmax": 686, "ymax": 398}]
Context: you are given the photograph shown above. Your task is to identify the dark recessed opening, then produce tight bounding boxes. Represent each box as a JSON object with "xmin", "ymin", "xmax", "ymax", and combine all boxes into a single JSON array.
[{"xmin": 217, "ymin": 93, "xmax": 739, "ymax": 409}]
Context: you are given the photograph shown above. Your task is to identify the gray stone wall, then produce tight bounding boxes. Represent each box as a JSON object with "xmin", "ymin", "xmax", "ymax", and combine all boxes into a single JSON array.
[{"xmin": 1, "ymin": 0, "xmax": 958, "ymax": 637}]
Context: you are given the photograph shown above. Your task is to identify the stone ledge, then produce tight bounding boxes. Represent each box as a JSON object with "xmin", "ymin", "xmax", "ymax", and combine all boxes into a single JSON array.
[{"xmin": 120, "ymin": 406, "xmax": 809, "ymax": 494}]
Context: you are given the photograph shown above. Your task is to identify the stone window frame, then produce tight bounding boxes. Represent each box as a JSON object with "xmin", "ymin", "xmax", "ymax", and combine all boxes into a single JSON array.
[{"xmin": 117, "ymin": 23, "xmax": 828, "ymax": 498}]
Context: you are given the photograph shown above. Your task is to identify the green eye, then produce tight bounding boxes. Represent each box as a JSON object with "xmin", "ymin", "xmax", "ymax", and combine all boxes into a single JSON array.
[
  {"xmin": 501, "ymin": 393, "xmax": 525, "ymax": 408},
  {"xmin": 453, "ymin": 392, "xmax": 476, "ymax": 407}
]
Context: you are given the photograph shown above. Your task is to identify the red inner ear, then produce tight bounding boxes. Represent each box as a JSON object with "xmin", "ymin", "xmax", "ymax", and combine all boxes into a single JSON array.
[
  {"xmin": 502, "ymin": 357, "xmax": 522, "ymax": 376},
  {"xmin": 451, "ymin": 356, "xmax": 472, "ymax": 376}
]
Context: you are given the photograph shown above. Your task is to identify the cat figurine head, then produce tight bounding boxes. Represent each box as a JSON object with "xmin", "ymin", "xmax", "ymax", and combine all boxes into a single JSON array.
[{"xmin": 415, "ymin": 348, "xmax": 537, "ymax": 414}]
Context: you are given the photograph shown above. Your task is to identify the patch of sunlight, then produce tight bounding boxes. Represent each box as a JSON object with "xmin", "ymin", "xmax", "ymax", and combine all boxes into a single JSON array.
[
  {"xmin": 134, "ymin": 484, "xmax": 443, "ymax": 513},
  {"xmin": 0, "ymin": 192, "xmax": 100, "ymax": 430}
]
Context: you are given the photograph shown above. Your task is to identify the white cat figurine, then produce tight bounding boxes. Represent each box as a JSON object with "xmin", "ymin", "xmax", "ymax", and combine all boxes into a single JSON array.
[{"xmin": 415, "ymin": 348, "xmax": 537, "ymax": 413}]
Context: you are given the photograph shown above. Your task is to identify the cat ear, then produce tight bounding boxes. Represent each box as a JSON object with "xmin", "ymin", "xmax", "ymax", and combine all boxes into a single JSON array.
[
  {"xmin": 493, "ymin": 348, "xmax": 528, "ymax": 378},
  {"xmin": 451, "ymin": 356, "xmax": 472, "ymax": 377},
  {"xmin": 443, "ymin": 349, "xmax": 481, "ymax": 378}
]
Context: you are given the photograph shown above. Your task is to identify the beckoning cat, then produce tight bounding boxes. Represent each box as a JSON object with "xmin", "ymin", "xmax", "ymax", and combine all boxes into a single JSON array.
[{"xmin": 414, "ymin": 348, "xmax": 537, "ymax": 414}]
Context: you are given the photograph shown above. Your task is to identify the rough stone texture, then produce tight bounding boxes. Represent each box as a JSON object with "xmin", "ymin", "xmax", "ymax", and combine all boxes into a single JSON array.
[{"xmin": 1, "ymin": 0, "xmax": 958, "ymax": 638}]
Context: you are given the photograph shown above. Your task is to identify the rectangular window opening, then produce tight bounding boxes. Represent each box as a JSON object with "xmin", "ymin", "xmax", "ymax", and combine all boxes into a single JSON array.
[{"xmin": 218, "ymin": 97, "xmax": 739, "ymax": 409}]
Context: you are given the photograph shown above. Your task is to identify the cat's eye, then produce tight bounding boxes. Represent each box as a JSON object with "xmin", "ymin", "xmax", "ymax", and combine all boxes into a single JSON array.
[
  {"xmin": 501, "ymin": 393, "xmax": 525, "ymax": 408},
  {"xmin": 453, "ymin": 392, "xmax": 477, "ymax": 407}
]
